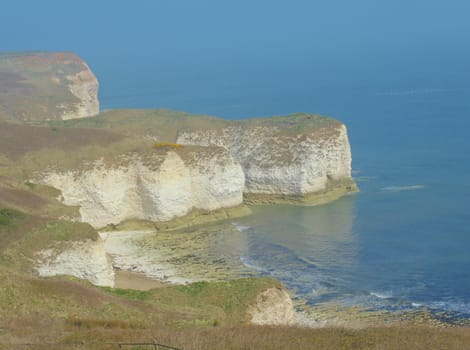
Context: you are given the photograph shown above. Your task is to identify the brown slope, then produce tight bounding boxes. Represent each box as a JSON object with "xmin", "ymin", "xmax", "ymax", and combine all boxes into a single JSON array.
[{"xmin": 0, "ymin": 121, "xmax": 122, "ymax": 160}]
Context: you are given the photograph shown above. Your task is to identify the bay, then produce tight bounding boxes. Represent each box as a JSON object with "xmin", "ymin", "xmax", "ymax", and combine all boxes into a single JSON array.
[{"xmin": 93, "ymin": 51, "xmax": 470, "ymax": 322}]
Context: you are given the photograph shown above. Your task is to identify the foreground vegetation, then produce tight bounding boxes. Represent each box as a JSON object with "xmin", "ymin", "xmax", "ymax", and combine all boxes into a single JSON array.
[
  {"xmin": 0, "ymin": 207, "xmax": 468, "ymax": 349},
  {"xmin": 2, "ymin": 321, "xmax": 469, "ymax": 349}
]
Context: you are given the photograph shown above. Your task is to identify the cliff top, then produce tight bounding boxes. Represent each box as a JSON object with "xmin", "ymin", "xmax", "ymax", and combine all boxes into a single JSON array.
[
  {"xmin": 0, "ymin": 51, "xmax": 98, "ymax": 122},
  {"xmin": 47, "ymin": 108, "xmax": 344, "ymax": 142}
]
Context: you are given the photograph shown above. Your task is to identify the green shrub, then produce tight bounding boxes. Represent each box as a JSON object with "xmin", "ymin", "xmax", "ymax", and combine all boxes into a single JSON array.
[{"xmin": 0, "ymin": 208, "xmax": 22, "ymax": 226}]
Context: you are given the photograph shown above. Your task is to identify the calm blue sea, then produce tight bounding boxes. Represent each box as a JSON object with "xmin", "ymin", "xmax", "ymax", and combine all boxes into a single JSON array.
[{"xmin": 93, "ymin": 50, "xmax": 470, "ymax": 322}]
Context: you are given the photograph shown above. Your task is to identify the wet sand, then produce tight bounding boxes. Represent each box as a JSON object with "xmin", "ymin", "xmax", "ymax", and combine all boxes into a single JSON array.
[{"xmin": 114, "ymin": 269, "xmax": 171, "ymax": 290}]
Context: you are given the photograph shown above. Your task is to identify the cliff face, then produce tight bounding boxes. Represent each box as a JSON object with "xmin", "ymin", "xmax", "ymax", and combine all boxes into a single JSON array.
[
  {"xmin": 36, "ymin": 147, "xmax": 245, "ymax": 228},
  {"xmin": 249, "ymin": 287, "xmax": 297, "ymax": 325},
  {"xmin": 0, "ymin": 52, "xmax": 98, "ymax": 122},
  {"xmin": 59, "ymin": 61, "xmax": 99, "ymax": 120},
  {"xmin": 177, "ymin": 115, "xmax": 356, "ymax": 204},
  {"xmin": 28, "ymin": 113, "xmax": 357, "ymax": 227},
  {"xmin": 36, "ymin": 238, "xmax": 114, "ymax": 287}
]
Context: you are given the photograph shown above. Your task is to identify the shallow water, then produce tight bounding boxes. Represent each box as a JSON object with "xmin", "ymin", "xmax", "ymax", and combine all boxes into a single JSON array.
[
  {"xmin": 233, "ymin": 199, "xmax": 470, "ymax": 323},
  {"xmin": 95, "ymin": 52, "xmax": 470, "ymax": 324}
]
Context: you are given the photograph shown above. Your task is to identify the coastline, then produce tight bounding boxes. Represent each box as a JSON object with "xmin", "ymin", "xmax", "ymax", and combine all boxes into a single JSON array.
[
  {"xmin": 244, "ymin": 179, "xmax": 358, "ymax": 206},
  {"xmin": 110, "ymin": 263, "xmax": 455, "ymax": 329},
  {"xmin": 100, "ymin": 205, "xmax": 253, "ymax": 232},
  {"xmin": 102, "ymin": 224, "xmax": 462, "ymax": 329},
  {"xmin": 114, "ymin": 269, "xmax": 170, "ymax": 290}
]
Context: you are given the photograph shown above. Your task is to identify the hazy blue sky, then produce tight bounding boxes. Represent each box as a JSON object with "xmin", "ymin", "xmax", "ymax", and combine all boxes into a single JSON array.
[
  {"xmin": 2, "ymin": 0, "xmax": 469, "ymax": 110},
  {"xmin": 2, "ymin": 0, "xmax": 469, "ymax": 54}
]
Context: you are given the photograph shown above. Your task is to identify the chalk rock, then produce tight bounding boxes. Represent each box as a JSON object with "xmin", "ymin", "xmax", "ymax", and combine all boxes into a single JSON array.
[
  {"xmin": 249, "ymin": 287, "xmax": 297, "ymax": 325},
  {"xmin": 36, "ymin": 238, "xmax": 114, "ymax": 287},
  {"xmin": 177, "ymin": 114, "xmax": 356, "ymax": 203},
  {"xmin": 36, "ymin": 147, "xmax": 245, "ymax": 228}
]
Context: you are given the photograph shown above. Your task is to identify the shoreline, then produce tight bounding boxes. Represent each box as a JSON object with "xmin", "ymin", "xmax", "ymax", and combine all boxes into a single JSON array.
[
  {"xmin": 244, "ymin": 180, "xmax": 359, "ymax": 206},
  {"xmin": 114, "ymin": 269, "xmax": 170, "ymax": 290},
  {"xmin": 103, "ymin": 231, "xmax": 459, "ymax": 329},
  {"xmin": 101, "ymin": 220, "xmax": 469, "ymax": 329},
  {"xmin": 110, "ymin": 265, "xmax": 458, "ymax": 329}
]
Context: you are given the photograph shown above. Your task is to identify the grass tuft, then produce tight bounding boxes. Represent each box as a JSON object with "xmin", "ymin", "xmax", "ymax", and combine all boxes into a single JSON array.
[
  {"xmin": 0, "ymin": 208, "xmax": 23, "ymax": 225},
  {"xmin": 67, "ymin": 317, "xmax": 147, "ymax": 330},
  {"xmin": 102, "ymin": 287, "xmax": 149, "ymax": 301},
  {"xmin": 153, "ymin": 142, "xmax": 183, "ymax": 149}
]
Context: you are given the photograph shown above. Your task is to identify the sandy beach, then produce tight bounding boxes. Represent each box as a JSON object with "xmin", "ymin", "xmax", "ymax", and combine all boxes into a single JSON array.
[{"xmin": 114, "ymin": 269, "xmax": 170, "ymax": 290}]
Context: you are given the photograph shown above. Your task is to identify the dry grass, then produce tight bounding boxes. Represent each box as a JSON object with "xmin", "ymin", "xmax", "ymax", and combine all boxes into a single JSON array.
[
  {"xmin": 66, "ymin": 317, "xmax": 147, "ymax": 330},
  {"xmin": 144, "ymin": 325, "xmax": 470, "ymax": 350},
  {"xmin": 153, "ymin": 142, "xmax": 183, "ymax": 149},
  {"xmin": 2, "ymin": 323, "xmax": 468, "ymax": 349},
  {"xmin": 0, "ymin": 52, "xmax": 87, "ymax": 122},
  {"xmin": 0, "ymin": 181, "xmax": 79, "ymax": 221},
  {"xmin": 46, "ymin": 109, "xmax": 341, "ymax": 143},
  {"xmin": 0, "ymin": 121, "xmax": 122, "ymax": 160}
]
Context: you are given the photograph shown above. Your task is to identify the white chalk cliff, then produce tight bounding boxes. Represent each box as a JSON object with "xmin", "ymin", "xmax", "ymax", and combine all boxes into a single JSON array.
[
  {"xmin": 59, "ymin": 61, "xmax": 99, "ymax": 120},
  {"xmin": 177, "ymin": 118, "xmax": 356, "ymax": 202},
  {"xmin": 36, "ymin": 238, "xmax": 114, "ymax": 287},
  {"xmin": 35, "ymin": 115, "xmax": 356, "ymax": 227},
  {"xmin": 249, "ymin": 287, "xmax": 297, "ymax": 325},
  {"xmin": 37, "ymin": 147, "xmax": 245, "ymax": 228}
]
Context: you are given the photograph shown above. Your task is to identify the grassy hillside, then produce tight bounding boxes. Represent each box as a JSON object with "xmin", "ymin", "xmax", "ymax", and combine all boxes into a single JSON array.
[
  {"xmin": 0, "ymin": 208, "xmax": 289, "ymax": 347},
  {"xmin": 47, "ymin": 109, "xmax": 341, "ymax": 140},
  {"xmin": 0, "ymin": 120, "xmax": 146, "ymax": 220},
  {"xmin": 0, "ymin": 119, "xmax": 153, "ymax": 171},
  {"xmin": 0, "ymin": 207, "xmax": 287, "ymax": 347}
]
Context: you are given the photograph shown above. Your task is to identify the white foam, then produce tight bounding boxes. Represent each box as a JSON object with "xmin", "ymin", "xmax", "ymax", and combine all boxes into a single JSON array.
[
  {"xmin": 429, "ymin": 300, "xmax": 470, "ymax": 314},
  {"xmin": 370, "ymin": 291, "xmax": 393, "ymax": 299},
  {"xmin": 232, "ymin": 222, "xmax": 252, "ymax": 232},
  {"xmin": 380, "ymin": 185, "xmax": 425, "ymax": 193},
  {"xmin": 240, "ymin": 256, "xmax": 267, "ymax": 273},
  {"xmin": 311, "ymin": 287, "xmax": 330, "ymax": 297},
  {"xmin": 412, "ymin": 302, "xmax": 423, "ymax": 307}
]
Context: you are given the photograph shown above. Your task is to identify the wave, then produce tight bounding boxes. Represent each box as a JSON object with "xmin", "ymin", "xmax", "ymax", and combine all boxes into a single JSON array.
[
  {"xmin": 232, "ymin": 223, "xmax": 252, "ymax": 232},
  {"xmin": 311, "ymin": 286, "xmax": 332, "ymax": 297},
  {"xmin": 298, "ymin": 256, "xmax": 318, "ymax": 267},
  {"xmin": 240, "ymin": 256, "xmax": 268, "ymax": 273},
  {"xmin": 376, "ymin": 88, "xmax": 450, "ymax": 96},
  {"xmin": 380, "ymin": 185, "xmax": 425, "ymax": 192},
  {"xmin": 428, "ymin": 300, "xmax": 470, "ymax": 315},
  {"xmin": 370, "ymin": 291, "xmax": 393, "ymax": 299}
]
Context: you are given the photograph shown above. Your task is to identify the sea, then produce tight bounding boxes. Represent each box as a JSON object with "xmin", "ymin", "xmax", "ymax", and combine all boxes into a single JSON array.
[{"xmin": 90, "ymin": 49, "xmax": 470, "ymax": 324}]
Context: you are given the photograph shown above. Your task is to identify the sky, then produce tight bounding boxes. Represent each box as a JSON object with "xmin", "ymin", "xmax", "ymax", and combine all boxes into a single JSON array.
[
  {"xmin": 1, "ymin": 0, "xmax": 470, "ymax": 109},
  {"xmin": 2, "ymin": 0, "xmax": 469, "ymax": 54}
]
